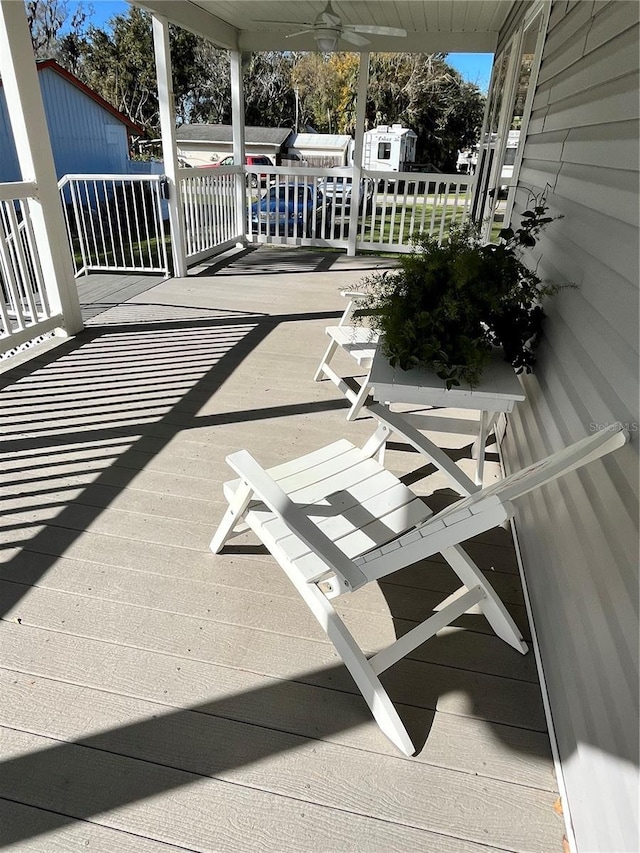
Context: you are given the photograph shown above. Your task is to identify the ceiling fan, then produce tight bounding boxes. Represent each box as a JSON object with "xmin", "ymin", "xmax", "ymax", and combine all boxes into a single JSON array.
[{"xmin": 259, "ymin": 1, "xmax": 407, "ymax": 52}]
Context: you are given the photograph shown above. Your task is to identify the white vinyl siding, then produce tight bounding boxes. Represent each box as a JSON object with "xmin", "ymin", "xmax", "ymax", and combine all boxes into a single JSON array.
[{"xmin": 502, "ymin": 2, "xmax": 639, "ymax": 851}]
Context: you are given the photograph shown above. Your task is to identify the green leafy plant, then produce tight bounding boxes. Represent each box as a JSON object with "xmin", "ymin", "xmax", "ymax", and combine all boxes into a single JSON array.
[{"xmin": 355, "ymin": 193, "xmax": 565, "ymax": 388}]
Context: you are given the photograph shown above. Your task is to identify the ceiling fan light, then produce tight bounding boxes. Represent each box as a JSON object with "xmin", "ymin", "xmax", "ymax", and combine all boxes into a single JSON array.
[{"xmin": 315, "ymin": 27, "xmax": 339, "ymax": 51}]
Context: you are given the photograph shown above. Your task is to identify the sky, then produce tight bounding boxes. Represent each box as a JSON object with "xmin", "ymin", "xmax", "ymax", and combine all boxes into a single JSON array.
[{"xmin": 71, "ymin": 1, "xmax": 494, "ymax": 92}]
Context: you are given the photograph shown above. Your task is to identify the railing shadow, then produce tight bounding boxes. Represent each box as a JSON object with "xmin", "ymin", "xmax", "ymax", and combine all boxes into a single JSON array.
[
  {"xmin": 0, "ymin": 306, "xmax": 346, "ymax": 621},
  {"xmin": 0, "ymin": 264, "xmax": 559, "ymax": 849}
]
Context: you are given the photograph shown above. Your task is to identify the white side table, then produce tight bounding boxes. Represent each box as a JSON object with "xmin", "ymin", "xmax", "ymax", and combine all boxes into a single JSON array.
[{"xmin": 368, "ymin": 348, "xmax": 525, "ymax": 488}]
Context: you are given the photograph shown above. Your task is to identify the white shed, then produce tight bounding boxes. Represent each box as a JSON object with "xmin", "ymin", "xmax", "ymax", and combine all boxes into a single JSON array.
[
  {"xmin": 284, "ymin": 133, "xmax": 353, "ymax": 167},
  {"xmin": 362, "ymin": 124, "xmax": 417, "ymax": 172}
]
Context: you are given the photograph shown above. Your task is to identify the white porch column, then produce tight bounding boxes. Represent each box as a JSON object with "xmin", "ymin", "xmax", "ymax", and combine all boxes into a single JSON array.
[
  {"xmin": 347, "ymin": 52, "xmax": 369, "ymax": 257},
  {"xmin": 0, "ymin": 0, "xmax": 82, "ymax": 334},
  {"xmin": 152, "ymin": 14, "xmax": 187, "ymax": 278},
  {"xmin": 230, "ymin": 50, "xmax": 247, "ymax": 240}
]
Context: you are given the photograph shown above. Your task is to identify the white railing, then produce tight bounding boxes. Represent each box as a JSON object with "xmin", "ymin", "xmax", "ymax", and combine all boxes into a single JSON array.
[
  {"xmin": 241, "ymin": 164, "xmax": 474, "ymax": 253},
  {"xmin": 245, "ymin": 165, "xmax": 335, "ymax": 247},
  {"xmin": 179, "ymin": 166, "xmax": 242, "ymax": 263},
  {"xmin": 0, "ymin": 182, "xmax": 63, "ymax": 357},
  {"xmin": 357, "ymin": 170, "xmax": 474, "ymax": 252},
  {"xmin": 53, "ymin": 167, "xmax": 475, "ymax": 282},
  {"xmin": 58, "ymin": 174, "xmax": 169, "ymax": 277}
]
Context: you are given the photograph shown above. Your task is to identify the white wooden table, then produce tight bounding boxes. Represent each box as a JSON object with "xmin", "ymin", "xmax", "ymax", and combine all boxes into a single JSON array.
[{"xmin": 368, "ymin": 347, "xmax": 526, "ymax": 488}]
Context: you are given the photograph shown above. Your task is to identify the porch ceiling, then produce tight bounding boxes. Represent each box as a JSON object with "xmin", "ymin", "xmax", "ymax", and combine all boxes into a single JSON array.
[{"xmin": 134, "ymin": 0, "xmax": 520, "ymax": 53}]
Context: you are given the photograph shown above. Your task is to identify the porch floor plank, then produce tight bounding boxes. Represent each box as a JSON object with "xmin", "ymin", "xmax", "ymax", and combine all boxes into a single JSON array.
[{"xmin": 0, "ymin": 249, "xmax": 564, "ymax": 852}]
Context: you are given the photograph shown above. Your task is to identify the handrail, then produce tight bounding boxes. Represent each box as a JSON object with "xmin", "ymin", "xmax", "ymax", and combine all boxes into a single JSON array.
[
  {"xmin": 0, "ymin": 181, "xmax": 38, "ymax": 202},
  {"xmin": 59, "ymin": 173, "xmax": 164, "ymax": 185}
]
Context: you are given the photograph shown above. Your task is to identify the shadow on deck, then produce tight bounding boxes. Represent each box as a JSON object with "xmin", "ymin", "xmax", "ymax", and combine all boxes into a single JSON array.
[{"xmin": 0, "ymin": 247, "xmax": 564, "ymax": 852}]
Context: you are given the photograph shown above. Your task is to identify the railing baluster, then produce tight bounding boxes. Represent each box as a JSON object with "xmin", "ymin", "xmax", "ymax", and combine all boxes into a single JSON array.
[
  {"xmin": 0, "ymin": 202, "xmax": 27, "ymax": 330},
  {"xmin": 0, "ymin": 185, "xmax": 63, "ymax": 356},
  {"xmin": 17, "ymin": 198, "xmax": 48, "ymax": 317},
  {"xmin": 94, "ymin": 180, "xmax": 108, "ymax": 266},
  {"xmin": 53, "ymin": 168, "xmax": 476, "ymax": 276},
  {"xmin": 5, "ymin": 202, "xmax": 39, "ymax": 322}
]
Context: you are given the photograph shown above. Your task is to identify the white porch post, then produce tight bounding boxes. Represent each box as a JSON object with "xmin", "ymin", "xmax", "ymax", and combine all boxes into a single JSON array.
[
  {"xmin": 152, "ymin": 14, "xmax": 187, "ymax": 278},
  {"xmin": 347, "ymin": 52, "xmax": 369, "ymax": 257},
  {"xmin": 0, "ymin": 0, "xmax": 82, "ymax": 334},
  {"xmin": 230, "ymin": 50, "xmax": 247, "ymax": 241}
]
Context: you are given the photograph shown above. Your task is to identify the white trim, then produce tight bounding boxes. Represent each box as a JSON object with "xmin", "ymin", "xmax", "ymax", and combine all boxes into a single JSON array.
[
  {"xmin": 0, "ymin": 0, "xmax": 82, "ymax": 335},
  {"xmin": 497, "ymin": 429, "xmax": 578, "ymax": 853},
  {"xmin": 502, "ymin": 1, "xmax": 553, "ymax": 229},
  {"xmin": 347, "ymin": 52, "xmax": 369, "ymax": 257},
  {"xmin": 230, "ymin": 51, "xmax": 247, "ymax": 242},
  {"xmin": 0, "ymin": 181, "xmax": 37, "ymax": 201},
  {"xmin": 479, "ymin": 1, "xmax": 552, "ymax": 239},
  {"xmin": 152, "ymin": 13, "xmax": 187, "ymax": 278}
]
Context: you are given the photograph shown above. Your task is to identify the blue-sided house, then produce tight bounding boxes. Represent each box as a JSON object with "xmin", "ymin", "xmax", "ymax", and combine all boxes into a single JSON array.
[{"xmin": 0, "ymin": 59, "xmax": 144, "ymax": 182}]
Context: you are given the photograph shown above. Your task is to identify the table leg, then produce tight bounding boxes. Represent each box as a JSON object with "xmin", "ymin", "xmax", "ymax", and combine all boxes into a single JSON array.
[
  {"xmin": 368, "ymin": 403, "xmax": 479, "ymax": 496},
  {"xmin": 473, "ymin": 411, "xmax": 489, "ymax": 485}
]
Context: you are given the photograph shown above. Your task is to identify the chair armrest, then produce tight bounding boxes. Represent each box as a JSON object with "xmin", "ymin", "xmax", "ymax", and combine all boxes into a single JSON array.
[
  {"xmin": 225, "ymin": 450, "xmax": 368, "ymax": 590},
  {"xmin": 337, "ymin": 290, "xmax": 368, "ymax": 326},
  {"xmin": 340, "ymin": 289, "xmax": 367, "ymax": 299}
]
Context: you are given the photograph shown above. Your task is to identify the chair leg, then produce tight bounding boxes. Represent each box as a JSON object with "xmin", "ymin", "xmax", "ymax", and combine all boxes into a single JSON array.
[
  {"xmin": 346, "ymin": 373, "xmax": 373, "ymax": 421},
  {"xmin": 289, "ymin": 567, "xmax": 416, "ymax": 756},
  {"xmin": 441, "ymin": 544, "xmax": 528, "ymax": 653},
  {"xmin": 313, "ymin": 338, "xmax": 338, "ymax": 382},
  {"xmin": 210, "ymin": 482, "xmax": 253, "ymax": 554}
]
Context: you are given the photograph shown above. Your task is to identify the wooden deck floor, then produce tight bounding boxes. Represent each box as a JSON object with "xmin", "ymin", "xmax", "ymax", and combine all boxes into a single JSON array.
[{"xmin": 0, "ymin": 248, "xmax": 564, "ymax": 852}]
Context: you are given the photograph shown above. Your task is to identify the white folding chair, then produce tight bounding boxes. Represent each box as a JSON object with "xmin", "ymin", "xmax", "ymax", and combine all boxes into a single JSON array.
[
  {"xmin": 314, "ymin": 290, "xmax": 379, "ymax": 421},
  {"xmin": 210, "ymin": 421, "xmax": 628, "ymax": 755}
]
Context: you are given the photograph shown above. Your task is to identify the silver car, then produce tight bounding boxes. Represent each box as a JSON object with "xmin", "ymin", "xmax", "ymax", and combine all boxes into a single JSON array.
[{"xmin": 317, "ymin": 172, "xmax": 373, "ymax": 213}]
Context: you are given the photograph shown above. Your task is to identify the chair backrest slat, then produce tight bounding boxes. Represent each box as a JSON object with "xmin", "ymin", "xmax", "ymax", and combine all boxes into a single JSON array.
[
  {"xmin": 357, "ymin": 422, "xmax": 629, "ymax": 566},
  {"xmin": 430, "ymin": 423, "xmax": 628, "ymax": 519}
]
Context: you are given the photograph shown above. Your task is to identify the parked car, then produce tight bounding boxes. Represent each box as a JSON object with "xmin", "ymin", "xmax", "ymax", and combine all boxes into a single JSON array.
[
  {"xmin": 317, "ymin": 171, "xmax": 373, "ymax": 213},
  {"xmin": 213, "ymin": 154, "xmax": 273, "ymax": 186},
  {"xmin": 251, "ymin": 183, "xmax": 331, "ymax": 237}
]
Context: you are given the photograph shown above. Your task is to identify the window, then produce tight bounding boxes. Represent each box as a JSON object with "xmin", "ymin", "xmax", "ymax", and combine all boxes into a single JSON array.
[
  {"xmin": 504, "ymin": 146, "xmax": 517, "ymax": 166},
  {"xmin": 378, "ymin": 142, "xmax": 391, "ymax": 160},
  {"xmin": 472, "ymin": 3, "xmax": 550, "ymax": 241}
]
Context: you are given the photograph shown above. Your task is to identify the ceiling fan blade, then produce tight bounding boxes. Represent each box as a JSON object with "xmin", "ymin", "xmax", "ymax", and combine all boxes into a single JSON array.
[
  {"xmin": 255, "ymin": 20, "xmax": 316, "ymax": 28},
  {"xmin": 285, "ymin": 28, "xmax": 314, "ymax": 38},
  {"xmin": 347, "ymin": 24, "xmax": 407, "ymax": 37},
  {"xmin": 340, "ymin": 29, "xmax": 370, "ymax": 46}
]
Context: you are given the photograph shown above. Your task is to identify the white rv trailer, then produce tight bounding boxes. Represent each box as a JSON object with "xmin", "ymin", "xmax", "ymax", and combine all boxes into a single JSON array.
[
  {"xmin": 362, "ymin": 124, "xmax": 417, "ymax": 172},
  {"xmin": 457, "ymin": 129, "xmax": 520, "ymax": 177}
]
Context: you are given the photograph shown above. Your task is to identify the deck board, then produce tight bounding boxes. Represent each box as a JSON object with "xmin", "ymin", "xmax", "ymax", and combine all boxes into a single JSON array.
[{"xmin": 0, "ymin": 249, "xmax": 565, "ymax": 852}]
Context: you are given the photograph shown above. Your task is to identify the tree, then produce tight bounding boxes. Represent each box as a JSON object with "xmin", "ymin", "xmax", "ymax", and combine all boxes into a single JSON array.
[
  {"xmin": 243, "ymin": 52, "xmax": 298, "ymax": 127},
  {"xmin": 77, "ymin": 8, "xmax": 222, "ymax": 132},
  {"xmin": 367, "ymin": 53, "xmax": 485, "ymax": 171},
  {"xmin": 184, "ymin": 41, "xmax": 230, "ymax": 125},
  {"xmin": 290, "ymin": 51, "xmax": 484, "ymax": 167},
  {"xmin": 291, "ymin": 53, "xmax": 340, "ymax": 132},
  {"xmin": 25, "ymin": 0, "xmax": 89, "ymax": 58},
  {"xmin": 80, "ymin": 9, "xmax": 157, "ymax": 128},
  {"xmin": 403, "ymin": 56, "xmax": 485, "ymax": 170}
]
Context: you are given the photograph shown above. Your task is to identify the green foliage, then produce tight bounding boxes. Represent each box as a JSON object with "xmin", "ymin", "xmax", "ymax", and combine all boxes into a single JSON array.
[{"xmin": 355, "ymin": 196, "xmax": 566, "ymax": 388}]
